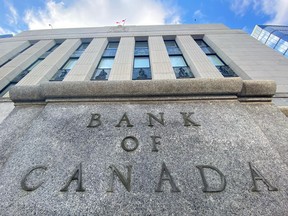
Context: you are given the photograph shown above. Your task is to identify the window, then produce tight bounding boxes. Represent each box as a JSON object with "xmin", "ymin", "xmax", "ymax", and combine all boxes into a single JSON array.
[
  {"xmin": 40, "ymin": 43, "xmax": 61, "ymax": 58},
  {"xmin": 132, "ymin": 41, "xmax": 151, "ymax": 80},
  {"xmin": 50, "ymin": 58, "xmax": 78, "ymax": 81},
  {"xmin": 0, "ymin": 58, "xmax": 44, "ymax": 97},
  {"xmin": 51, "ymin": 42, "xmax": 89, "ymax": 81},
  {"xmin": 91, "ymin": 42, "xmax": 119, "ymax": 81},
  {"xmin": 275, "ymin": 39, "xmax": 288, "ymax": 55},
  {"xmin": 164, "ymin": 40, "xmax": 194, "ymax": 79},
  {"xmin": 195, "ymin": 39, "xmax": 238, "ymax": 77}
]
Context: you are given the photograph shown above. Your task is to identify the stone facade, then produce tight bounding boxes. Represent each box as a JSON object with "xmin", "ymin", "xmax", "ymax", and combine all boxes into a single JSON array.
[{"xmin": 0, "ymin": 24, "xmax": 288, "ymax": 215}]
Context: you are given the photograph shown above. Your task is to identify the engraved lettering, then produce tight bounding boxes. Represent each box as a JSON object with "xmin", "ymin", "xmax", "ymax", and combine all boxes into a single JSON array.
[
  {"xmin": 107, "ymin": 165, "xmax": 132, "ymax": 192},
  {"xmin": 147, "ymin": 113, "xmax": 165, "ymax": 127},
  {"xmin": 155, "ymin": 162, "xmax": 180, "ymax": 192},
  {"xmin": 196, "ymin": 165, "xmax": 226, "ymax": 192},
  {"xmin": 180, "ymin": 112, "xmax": 200, "ymax": 126},
  {"xmin": 151, "ymin": 136, "xmax": 161, "ymax": 152},
  {"xmin": 21, "ymin": 166, "xmax": 47, "ymax": 191},
  {"xmin": 87, "ymin": 113, "xmax": 102, "ymax": 127},
  {"xmin": 60, "ymin": 163, "xmax": 85, "ymax": 192},
  {"xmin": 115, "ymin": 113, "xmax": 133, "ymax": 127},
  {"xmin": 249, "ymin": 162, "xmax": 278, "ymax": 192},
  {"xmin": 121, "ymin": 136, "xmax": 139, "ymax": 152}
]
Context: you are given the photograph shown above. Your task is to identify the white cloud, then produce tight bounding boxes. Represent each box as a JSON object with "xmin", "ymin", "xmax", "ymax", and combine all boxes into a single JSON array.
[
  {"xmin": 230, "ymin": 0, "xmax": 288, "ymax": 25},
  {"xmin": 4, "ymin": 0, "xmax": 19, "ymax": 25},
  {"xmin": 193, "ymin": 10, "xmax": 204, "ymax": 19},
  {"xmin": 24, "ymin": 0, "xmax": 182, "ymax": 30}
]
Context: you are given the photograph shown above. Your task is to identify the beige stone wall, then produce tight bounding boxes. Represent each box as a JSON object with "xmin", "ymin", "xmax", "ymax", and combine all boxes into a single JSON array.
[
  {"xmin": 64, "ymin": 38, "xmax": 108, "ymax": 81},
  {"xmin": 18, "ymin": 39, "xmax": 80, "ymax": 85},
  {"xmin": 0, "ymin": 41, "xmax": 30, "ymax": 66},
  {"xmin": 149, "ymin": 36, "xmax": 175, "ymax": 80},
  {"xmin": 176, "ymin": 35, "xmax": 223, "ymax": 78},
  {"xmin": 204, "ymin": 33, "xmax": 288, "ymax": 93},
  {"xmin": 109, "ymin": 37, "xmax": 134, "ymax": 80},
  {"xmin": 0, "ymin": 40, "xmax": 55, "ymax": 89}
]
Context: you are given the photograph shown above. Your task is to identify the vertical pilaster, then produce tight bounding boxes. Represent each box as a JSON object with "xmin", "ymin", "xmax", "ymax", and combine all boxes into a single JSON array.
[
  {"xmin": 109, "ymin": 37, "xmax": 134, "ymax": 80},
  {"xmin": 18, "ymin": 39, "xmax": 81, "ymax": 86},
  {"xmin": 0, "ymin": 40, "xmax": 55, "ymax": 90},
  {"xmin": 176, "ymin": 35, "xmax": 223, "ymax": 78},
  {"xmin": 0, "ymin": 41, "xmax": 31, "ymax": 66},
  {"xmin": 149, "ymin": 36, "xmax": 175, "ymax": 80},
  {"xmin": 64, "ymin": 38, "xmax": 108, "ymax": 81}
]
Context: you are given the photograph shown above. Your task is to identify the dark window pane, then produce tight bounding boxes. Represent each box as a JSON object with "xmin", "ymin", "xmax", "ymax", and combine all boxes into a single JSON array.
[
  {"xmin": 107, "ymin": 42, "xmax": 119, "ymax": 49},
  {"xmin": 173, "ymin": 67, "xmax": 194, "ymax": 79},
  {"xmin": 50, "ymin": 69, "xmax": 70, "ymax": 81},
  {"xmin": 78, "ymin": 43, "xmax": 89, "ymax": 51},
  {"xmin": 135, "ymin": 41, "xmax": 149, "ymax": 56},
  {"xmin": 134, "ymin": 47, "xmax": 149, "ymax": 56},
  {"xmin": 216, "ymin": 65, "xmax": 238, "ymax": 77},
  {"xmin": 164, "ymin": 41, "xmax": 177, "ymax": 47},
  {"xmin": 0, "ymin": 82, "xmax": 17, "ymax": 97},
  {"xmin": 132, "ymin": 68, "xmax": 151, "ymax": 80},
  {"xmin": 102, "ymin": 49, "xmax": 117, "ymax": 57},
  {"xmin": 12, "ymin": 70, "xmax": 30, "ymax": 82},
  {"xmin": 166, "ymin": 47, "xmax": 182, "ymax": 55},
  {"xmin": 135, "ymin": 41, "xmax": 148, "ymax": 48},
  {"xmin": 91, "ymin": 68, "xmax": 110, "ymax": 80}
]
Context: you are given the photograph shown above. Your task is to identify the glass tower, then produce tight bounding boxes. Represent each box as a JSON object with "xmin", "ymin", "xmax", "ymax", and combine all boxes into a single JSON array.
[{"xmin": 251, "ymin": 25, "xmax": 288, "ymax": 58}]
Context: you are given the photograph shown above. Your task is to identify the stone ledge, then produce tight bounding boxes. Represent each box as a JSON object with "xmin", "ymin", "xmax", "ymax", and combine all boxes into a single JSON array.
[
  {"xmin": 238, "ymin": 80, "xmax": 276, "ymax": 97},
  {"xmin": 9, "ymin": 78, "xmax": 276, "ymax": 104}
]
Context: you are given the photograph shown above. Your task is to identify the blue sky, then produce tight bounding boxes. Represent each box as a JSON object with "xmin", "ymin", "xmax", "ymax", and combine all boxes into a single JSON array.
[{"xmin": 1, "ymin": 0, "xmax": 288, "ymax": 35}]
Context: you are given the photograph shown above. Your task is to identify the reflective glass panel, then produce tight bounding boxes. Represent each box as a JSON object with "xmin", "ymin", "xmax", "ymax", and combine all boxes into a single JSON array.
[
  {"xmin": 98, "ymin": 58, "xmax": 114, "ymax": 69},
  {"xmin": 169, "ymin": 56, "xmax": 187, "ymax": 67},
  {"xmin": 91, "ymin": 69, "xmax": 111, "ymax": 80},
  {"xmin": 135, "ymin": 41, "xmax": 148, "ymax": 48},
  {"xmin": 27, "ymin": 59, "xmax": 43, "ymax": 71},
  {"xmin": 275, "ymin": 39, "xmax": 288, "ymax": 54},
  {"xmin": 174, "ymin": 67, "xmax": 194, "ymax": 79},
  {"xmin": 132, "ymin": 68, "xmax": 151, "ymax": 80},
  {"xmin": 0, "ymin": 82, "xmax": 16, "ymax": 97},
  {"xmin": 207, "ymin": 55, "xmax": 225, "ymax": 66},
  {"xmin": 165, "ymin": 41, "xmax": 177, "ymax": 47},
  {"xmin": 62, "ymin": 58, "xmax": 78, "ymax": 70},
  {"xmin": 134, "ymin": 57, "xmax": 150, "ymax": 68},
  {"xmin": 107, "ymin": 42, "xmax": 119, "ymax": 49},
  {"xmin": 77, "ymin": 43, "xmax": 89, "ymax": 51}
]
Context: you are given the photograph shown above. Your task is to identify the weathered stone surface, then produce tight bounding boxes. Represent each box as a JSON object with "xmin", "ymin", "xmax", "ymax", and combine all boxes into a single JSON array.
[
  {"xmin": 0, "ymin": 101, "xmax": 14, "ymax": 124},
  {"xmin": 0, "ymin": 101, "xmax": 287, "ymax": 215},
  {"xmin": 10, "ymin": 78, "xmax": 244, "ymax": 103}
]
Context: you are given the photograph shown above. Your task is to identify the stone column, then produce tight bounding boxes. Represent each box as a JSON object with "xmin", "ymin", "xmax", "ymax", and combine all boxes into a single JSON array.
[
  {"xmin": 0, "ymin": 40, "xmax": 55, "ymax": 90},
  {"xmin": 109, "ymin": 37, "xmax": 134, "ymax": 80},
  {"xmin": 176, "ymin": 35, "xmax": 223, "ymax": 78},
  {"xmin": 64, "ymin": 38, "xmax": 108, "ymax": 81},
  {"xmin": 0, "ymin": 40, "xmax": 31, "ymax": 66},
  {"xmin": 149, "ymin": 36, "xmax": 175, "ymax": 80},
  {"xmin": 18, "ymin": 39, "xmax": 81, "ymax": 86}
]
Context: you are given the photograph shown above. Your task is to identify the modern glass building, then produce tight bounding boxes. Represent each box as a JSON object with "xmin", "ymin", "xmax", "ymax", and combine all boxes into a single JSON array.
[{"xmin": 251, "ymin": 25, "xmax": 288, "ymax": 58}]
